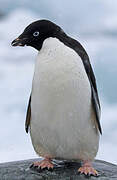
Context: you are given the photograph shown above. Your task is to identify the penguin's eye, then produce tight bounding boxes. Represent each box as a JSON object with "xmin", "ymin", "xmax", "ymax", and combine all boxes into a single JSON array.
[{"xmin": 33, "ymin": 31, "xmax": 39, "ymax": 37}]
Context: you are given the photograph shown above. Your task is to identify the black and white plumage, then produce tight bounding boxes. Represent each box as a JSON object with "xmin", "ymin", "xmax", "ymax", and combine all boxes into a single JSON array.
[{"xmin": 11, "ymin": 20, "xmax": 102, "ymax": 176}]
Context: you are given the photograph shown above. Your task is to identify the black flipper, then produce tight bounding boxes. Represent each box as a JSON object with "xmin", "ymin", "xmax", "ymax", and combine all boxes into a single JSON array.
[
  {"xmin": 25, "ymin": 95, "xmax": 31, "ymax": 133},
  {"xmin": 82, "ymin": 59, "xmax": 102, "ymax": 134}
]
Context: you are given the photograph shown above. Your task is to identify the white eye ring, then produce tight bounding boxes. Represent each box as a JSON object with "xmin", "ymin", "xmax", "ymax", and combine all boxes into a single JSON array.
[{"xmin": 33, "ymin": 31, "xmax": 39, "ymax": 37}]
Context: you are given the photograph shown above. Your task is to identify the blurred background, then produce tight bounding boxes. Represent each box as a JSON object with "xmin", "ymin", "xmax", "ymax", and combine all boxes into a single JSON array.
[{"xmin": 0, "ymin": 0, "xmax": 117, "ymax": 164}]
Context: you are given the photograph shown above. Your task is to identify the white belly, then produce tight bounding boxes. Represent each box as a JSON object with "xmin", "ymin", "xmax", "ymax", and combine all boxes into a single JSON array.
[{"xmin": 30, "ymin": 37, "xmax": 99, "ymax": 161}]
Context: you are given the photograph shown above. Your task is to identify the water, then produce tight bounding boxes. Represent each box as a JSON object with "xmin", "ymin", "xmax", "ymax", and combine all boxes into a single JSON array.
[{"xmin": 0, "ymin": 1, "xmax": 117, "ymax": 164}]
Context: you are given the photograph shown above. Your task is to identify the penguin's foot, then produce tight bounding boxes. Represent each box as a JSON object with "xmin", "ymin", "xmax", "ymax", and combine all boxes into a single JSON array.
[
  {"xmin": 30, "ymin": 158, "xmax": 54, "ymax": 170},
  {"xmin": 78, "ymin": 161, "xmax": 98, "ymax": 176}
]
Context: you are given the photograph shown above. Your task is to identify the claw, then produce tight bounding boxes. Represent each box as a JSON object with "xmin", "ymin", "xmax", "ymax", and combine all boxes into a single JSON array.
[
  {"xmin": 30, "ymin": 158, "xmax": 54, "ymax": 171},
  {"xmin": 78, "ymin": 161, "xmax": 99, "ymax": 176}
]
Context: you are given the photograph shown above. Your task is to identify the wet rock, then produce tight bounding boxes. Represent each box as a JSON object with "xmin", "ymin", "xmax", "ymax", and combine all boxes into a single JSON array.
[{"xmin": 0, "ymin": 158, "xmax": 117, "ymax": 180}]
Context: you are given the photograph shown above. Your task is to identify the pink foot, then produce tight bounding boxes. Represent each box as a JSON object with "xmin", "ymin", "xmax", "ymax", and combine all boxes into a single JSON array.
[
  {"xmin": 31, "ymin": 158, "xmax": 54, "ymax": 170},
  {"xmin": 78, "ymin": 161, "xmax": 99, "ymax": 176}
]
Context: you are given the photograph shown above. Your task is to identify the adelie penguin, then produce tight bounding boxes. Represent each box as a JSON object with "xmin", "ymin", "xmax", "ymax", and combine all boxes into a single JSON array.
[{"xmin": 11, "ymin": 20, "xmax": 102, "ymax": 176}]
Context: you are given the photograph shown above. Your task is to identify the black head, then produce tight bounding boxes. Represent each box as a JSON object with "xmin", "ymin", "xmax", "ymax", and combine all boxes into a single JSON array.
[{"xmin": 11, "ymin": 20, "xmax": 64, "ymax": 50}]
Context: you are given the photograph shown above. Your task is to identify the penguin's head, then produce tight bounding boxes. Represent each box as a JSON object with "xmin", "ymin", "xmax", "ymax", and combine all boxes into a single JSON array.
[{"xmin": 11, "ymin": 20, "xmax": 64, "ymax": 50}]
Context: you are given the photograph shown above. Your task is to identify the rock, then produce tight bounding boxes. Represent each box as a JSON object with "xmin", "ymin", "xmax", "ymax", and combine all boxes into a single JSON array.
[{"xmin": 0, "ymin": 158, "xmax": 117, "ymax": 180}]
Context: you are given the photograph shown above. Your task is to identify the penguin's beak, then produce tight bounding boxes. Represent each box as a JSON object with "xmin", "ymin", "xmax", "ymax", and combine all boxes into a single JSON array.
[{"xmin": 11, "ymin": 37, "xmax": 28, "ymax": 47}]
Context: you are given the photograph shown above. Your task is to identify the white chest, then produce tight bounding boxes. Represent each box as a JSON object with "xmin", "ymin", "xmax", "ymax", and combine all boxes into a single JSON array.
[
  {"xmin": 30, "ymin": 38, "xmax": 99, "ymax": 161},
  {"xmin": 32, "ymin": 37, "xmax": 90, "ymax": 100}
]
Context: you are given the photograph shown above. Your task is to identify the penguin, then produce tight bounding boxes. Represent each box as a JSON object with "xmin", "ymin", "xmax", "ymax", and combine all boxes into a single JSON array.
[{"xmin": 11, "ymin": 20, "xmax": 102, "ymax": 176}]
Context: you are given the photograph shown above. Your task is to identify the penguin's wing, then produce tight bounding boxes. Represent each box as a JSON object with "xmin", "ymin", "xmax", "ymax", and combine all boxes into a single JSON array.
[
  {"xmin": 82, "ymin": 59, "xmax": 102, "ymax": 134},
  {"xmin": 25, "ymin": 95, "xmax": 31, "ymax": 133}
]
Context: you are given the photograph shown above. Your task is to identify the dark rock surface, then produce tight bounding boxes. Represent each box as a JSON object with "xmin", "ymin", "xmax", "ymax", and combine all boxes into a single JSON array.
[{"xmin": 0, "ymin": 158, "xmax": 117, "ymax": 180}]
